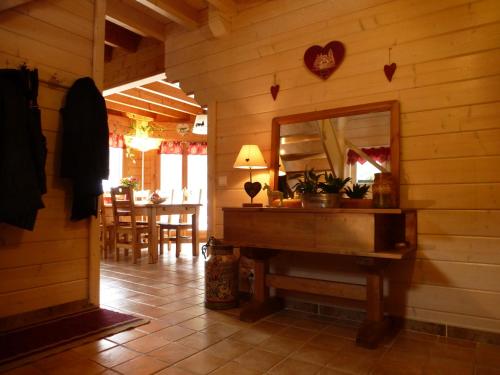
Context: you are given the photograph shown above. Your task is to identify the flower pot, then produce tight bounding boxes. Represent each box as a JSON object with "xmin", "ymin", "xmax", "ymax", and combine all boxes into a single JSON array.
[
  {"xmin": 301, "ymin": 193, "xmax": 340, "ymax": 208},
  {"xmin": 340, "ymin": 198, "xmax": 373, "ymax": 209},
  {"xmin": 282, "ymin": 198, "xmax": 302, "ymax": 208}
]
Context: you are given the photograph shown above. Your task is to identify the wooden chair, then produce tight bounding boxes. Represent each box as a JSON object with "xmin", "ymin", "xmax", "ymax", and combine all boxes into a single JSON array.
[
  {"xmin": 99, "ymin": 195, "xmax": 115, "ymax": 259},
  {"xmin": 110, "ymin": 186, "xmax": 149, "ymax": 263},
  {"xmin": 158, "ymin": 188, "xmax": 201, "ymax": 258}
]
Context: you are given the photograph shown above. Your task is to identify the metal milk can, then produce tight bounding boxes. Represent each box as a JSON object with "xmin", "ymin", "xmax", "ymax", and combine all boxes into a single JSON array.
[{"xmin": 202, "ymin": 237, "xmax": 239, "ymax": 309}]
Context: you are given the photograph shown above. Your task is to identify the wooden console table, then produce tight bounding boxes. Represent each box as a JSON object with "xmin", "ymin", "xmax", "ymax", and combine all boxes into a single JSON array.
[{"xmin": 222, "ymin": 207, "xmax": 417, "ymax": 348}]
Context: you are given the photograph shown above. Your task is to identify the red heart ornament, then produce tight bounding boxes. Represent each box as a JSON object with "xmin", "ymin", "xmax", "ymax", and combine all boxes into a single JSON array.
[
  {"xmin": 384, "ymin": 63, "xmax": 397, "ymax": 82},
  {"xmin": 304, "ymin": 41, "xmax": 345, "ymax": 80},
  {"xmin": 270, "ymin": 84, "xmax": 280, "ymax": 100},
  {"xmin": 244, "ymin": 181, "xmax": 262, "ymax": 199}
]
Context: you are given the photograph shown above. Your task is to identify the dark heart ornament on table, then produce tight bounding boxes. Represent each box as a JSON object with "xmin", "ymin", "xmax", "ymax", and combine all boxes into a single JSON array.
[
  {"xmin": 244, "ymin": 181, "xmax": 262, "ymax": 198},
  {"xmin": 384, "ymin": 62, "xmax": 397, "ymax": 82},
  {"xmin": 304, "ymin": 41, "xmax": 345, "ymax": 80},
  {"xmin": 270, "ymin": 84, "xmax": 280, "ymax": 100}
]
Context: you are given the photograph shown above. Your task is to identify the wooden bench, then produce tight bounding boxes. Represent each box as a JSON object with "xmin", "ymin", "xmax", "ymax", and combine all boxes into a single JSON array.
[{"xmin": 222, "ymin": 207, "xmax": 417, "ymax": 348}]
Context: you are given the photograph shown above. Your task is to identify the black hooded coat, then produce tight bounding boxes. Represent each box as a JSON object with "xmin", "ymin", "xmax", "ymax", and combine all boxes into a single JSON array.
[{"xmin": 61, "ymin": 77, "xmax": 109, "ymax": 221}]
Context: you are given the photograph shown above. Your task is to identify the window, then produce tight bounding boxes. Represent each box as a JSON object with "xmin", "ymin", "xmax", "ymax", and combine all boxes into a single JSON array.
[
  {"xmin": 102, "ymin": 147, "xmax": 123, "ymax": 192},
  {"xmin": 346, "ymin": 146, "xmax": 390, "ymax": 185},
  {"xmin": 160, "ymin": 154, "xmax": 183, "ymax": 200},
  {"xmin": 355, "ymin": 162, "xmax": 380, "ymax": 184},
  {"xmin": 159, "ymin": 141, "xmax": 208, "ymax": 230}
]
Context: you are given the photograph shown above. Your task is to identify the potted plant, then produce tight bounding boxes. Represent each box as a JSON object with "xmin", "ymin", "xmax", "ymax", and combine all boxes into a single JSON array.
[
  {"xmin": 293, "ymin": 169, "xmax": 350, "ymax": 208},
  {"xmin": 120, "ymin": 176, "xmax": 139, "ymax": 190},
  {"xmin": 341, "ymin": 183, "xmax": 373, "ymax": 208}
]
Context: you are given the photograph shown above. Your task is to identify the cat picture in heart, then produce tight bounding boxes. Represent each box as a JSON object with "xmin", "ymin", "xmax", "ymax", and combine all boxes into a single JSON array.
[{"xmin": 304, "ymin": 41, "xmax": 345, "ymax": 80}]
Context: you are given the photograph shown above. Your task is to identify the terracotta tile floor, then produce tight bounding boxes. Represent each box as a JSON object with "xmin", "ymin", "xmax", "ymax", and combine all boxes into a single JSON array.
[{"xmin": 4, "ymin": 245, "xmax": 500, "ymax": 375}]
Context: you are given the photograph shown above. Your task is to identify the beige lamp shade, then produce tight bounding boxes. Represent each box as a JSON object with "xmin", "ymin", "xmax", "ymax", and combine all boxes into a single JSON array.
[{"xmin": 233, "ymin": 145, "xmax": 267, "ymax": 169}]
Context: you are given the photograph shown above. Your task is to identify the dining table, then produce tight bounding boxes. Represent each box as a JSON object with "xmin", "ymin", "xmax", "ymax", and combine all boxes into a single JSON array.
[{"xmin": 105, "ymin": 202, "xmax": 201, "ymax": 263}]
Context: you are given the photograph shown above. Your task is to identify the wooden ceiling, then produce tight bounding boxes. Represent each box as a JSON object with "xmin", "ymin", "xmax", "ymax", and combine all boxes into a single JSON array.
[
  {"xmin": 103, "ymin": 73, "xmax": 203, "ymax": 123},
  {"xmin": 104, "ymin": 0, "xmax": 236, "ymax": 43},
  {"xmin": 104, "ymin": 0, "xmax": 238, "ymax": 57},
  {"xmin": 103, "ymin": 0, "xmax": 212, "ymax": 61},
  {"xmin": 102, "ymin": 0, "xmax": 236, "ymax": 122}
]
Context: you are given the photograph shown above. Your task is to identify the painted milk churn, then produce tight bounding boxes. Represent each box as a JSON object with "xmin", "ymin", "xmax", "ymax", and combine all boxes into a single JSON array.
[{"xmin": 202, "ymin": 237, "xmax": 239, "ymax": 309}]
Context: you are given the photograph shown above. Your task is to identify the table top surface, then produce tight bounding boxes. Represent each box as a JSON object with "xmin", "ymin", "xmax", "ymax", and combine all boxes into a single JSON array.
[
  {"xmin": 105, "ymin": 202, "xmax": 202, "ymax": 208},
  {"xmin": 222, "ymin": 206, "xmax": 414, "ymax": 214},
  {"xmin": 134, "ymin": 202, "xmax": 202, "ymax": 208}
]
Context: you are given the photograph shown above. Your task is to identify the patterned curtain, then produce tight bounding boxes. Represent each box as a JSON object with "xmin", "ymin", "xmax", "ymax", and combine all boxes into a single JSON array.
[
  {"xmin": 347, "ymin": 147, "xmax": 390, "ymax": 165},
  {"xmin": 187, "ymin": 142, "xmax": 207, "ymax": 155},
  {"xmin": 109, "ymin": 132, "xmax": 124, "ymax": 148},
  {"xmin": 159, "ymin": 140, "xmax": 183, "ymax": 154}
]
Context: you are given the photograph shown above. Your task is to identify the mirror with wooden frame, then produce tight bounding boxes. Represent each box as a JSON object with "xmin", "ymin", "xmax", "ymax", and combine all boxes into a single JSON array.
[{"xmin": 270, "ymin": 100, "xmax": 400, "ymax": 206}]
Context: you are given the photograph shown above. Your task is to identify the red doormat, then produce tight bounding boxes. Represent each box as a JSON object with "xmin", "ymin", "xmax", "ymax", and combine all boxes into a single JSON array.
[{"xmin": 0, "ymin": 308, "xmax": 147, "ymax": 368}]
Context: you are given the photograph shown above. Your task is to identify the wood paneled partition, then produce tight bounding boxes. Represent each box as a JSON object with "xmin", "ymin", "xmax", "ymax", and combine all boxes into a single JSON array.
[
  {"xmin": 0, "ymin": 0, "xmax": 103, "ymax": 324},
  {"xmin": 164, "ymin": 0, "xmax": 500, "ymax": 333}
]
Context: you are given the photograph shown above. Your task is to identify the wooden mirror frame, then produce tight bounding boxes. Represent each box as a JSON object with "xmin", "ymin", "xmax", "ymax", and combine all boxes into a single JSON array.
[{"xmin": 270, "ymin": 100, "xmax": 400, "ymax": 206}]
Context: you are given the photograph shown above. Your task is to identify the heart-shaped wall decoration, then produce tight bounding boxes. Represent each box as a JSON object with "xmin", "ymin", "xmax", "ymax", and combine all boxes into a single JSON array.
[
  {"xmin": 244, "ymin": 181, "xmax": 262, "ymax": 199},
  {"xmin": 270, "ymin": 84, "xmax": 280, "ymax": 100},
  {"xmin": 304, "ymin": 41, "xmax": 345, "ymax": 80},
  {"xmin": 384, "ymin": 63, "xmax": 397, "ymax": 82}
]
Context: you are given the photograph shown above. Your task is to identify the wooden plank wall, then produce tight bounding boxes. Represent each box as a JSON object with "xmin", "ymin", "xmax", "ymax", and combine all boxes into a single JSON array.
[
  {"xmin": 164, "ymin": 0, "xmax": 500, "ymax": 333},
  {"xmin": 0, "ymin": 0, "xmax": 96, "ymax": 318}
]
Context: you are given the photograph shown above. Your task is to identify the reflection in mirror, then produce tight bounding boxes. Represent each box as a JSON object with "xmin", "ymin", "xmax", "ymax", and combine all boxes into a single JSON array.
[
  {"xmin": 270, "ymin": 101, "xmax": 399, "ymax": 205},
  {"xmin": 280, "ymin": 112, "xmax": 391, "ymax": 194}
]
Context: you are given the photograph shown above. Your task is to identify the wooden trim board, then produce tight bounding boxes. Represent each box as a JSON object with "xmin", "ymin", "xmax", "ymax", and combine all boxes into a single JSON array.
[{"xmin": 266, "ymin": 274, "xmax": 366, "ymax": 301}]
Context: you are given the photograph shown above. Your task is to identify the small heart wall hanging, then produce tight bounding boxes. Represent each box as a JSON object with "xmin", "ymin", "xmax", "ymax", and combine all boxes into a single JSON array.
[
  {"xmin": 270, "ymin": 73, "xmax": 280, "ymax": 100},
  {"xmin": 270, "ymin": 84, "xmax": 280, "ymax": 100},
  {"xmin": 384, "ymin": 63, "xmax": 397, "ymax": 82},
  {"xmin": 304, "ymin": 41, "xmax": 345, "ymax": 80},
  {"xmin": 383, "ymin": 47, "xmax": 397, "ymax": 82}
]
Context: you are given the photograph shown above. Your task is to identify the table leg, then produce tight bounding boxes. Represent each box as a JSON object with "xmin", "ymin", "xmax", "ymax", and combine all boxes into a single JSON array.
[
  {"xmin": 239, "ymin": 248, "xmax": 282, "ymax": 322},
  {"xmin": 148, "ymin": 209, "xmax": 158, "ymax": 264},
  {"xmin": 192, "ymin": 208, "xmax": 199, "ymax": 256},
  {"xmin": 253, "ymin": 257, "xmax": 269, "ymax": 303},
  {"xmin": 356, "ymin": 261, "xmax": 390, "ymax": 348}
]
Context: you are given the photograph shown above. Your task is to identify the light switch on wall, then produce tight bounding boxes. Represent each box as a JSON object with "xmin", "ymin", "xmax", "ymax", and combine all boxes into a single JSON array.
[{"xmin": 218, "ymin": 175, "xmax": 227, "ymax": 186}]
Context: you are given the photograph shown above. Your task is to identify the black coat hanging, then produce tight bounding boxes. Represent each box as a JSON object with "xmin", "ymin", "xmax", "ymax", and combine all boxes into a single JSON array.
[
  {"xmin": 61, "ymin": 77, "xmax": 109, "ymax": 221},
  {"xmin": 0, "ymin": 67, "xmax": 47, "ymax": 230}
]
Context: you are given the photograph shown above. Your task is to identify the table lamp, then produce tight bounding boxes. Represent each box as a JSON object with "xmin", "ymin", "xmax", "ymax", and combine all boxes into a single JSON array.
[{"xmin": 233, "ymin": 145, "xmax": 267, "ymax": 207}]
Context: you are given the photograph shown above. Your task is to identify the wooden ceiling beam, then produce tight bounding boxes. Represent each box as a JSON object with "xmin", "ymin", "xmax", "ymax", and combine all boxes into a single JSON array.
[
  {"xmin": 281, "ymin": 153, "xmax": 327, "ymax": 161},
  {"xmin": 141, "ymin": 81, "xmax": 199, "ymax": 106},
  {"xmin": 104, "ymin": 45, "xmax": 114, "ymax": 63},
  {"xmin": 135, "ymin": 0, "xmax": 200, "ymax": 29},
  {"xmin": 104, "ymin": 73, "xmax": 166, "ymax": 97},
  {"xmin": 122, "ymin": 87, "xmax": 203, "ymax": 116},
  {"xmin": 107, "ymin": 108, "xmax": 130, "ymax": 119},
  {"xmin": 105, "ymin": 21, "xmax": 142, "ymax": 52},
  {"xmin": 206, "ymin": 0, "xmax": 236, "ymax": 15},
  {"xmin": 106, "ymin": 100, "xmax": 187, "ymax": 122},
  {"xmin": 106, "ymin": 0, "xmax": 165, "ymax": 41},
  {"xmin": 0, "ymin": 0, "xmax": 34, "ymax": 12},
  {"xmin": 106, "ymin": 93, "xmax": 190, "ymax": 119},
  {"xmin": 281, "ymin": 134, "xmax": 322, "ymax": 145}
]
